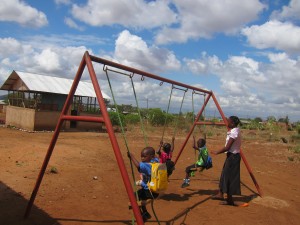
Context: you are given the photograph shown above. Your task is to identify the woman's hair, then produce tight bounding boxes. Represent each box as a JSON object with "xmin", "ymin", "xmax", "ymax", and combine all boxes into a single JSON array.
[
  {"xmin": 229, "ymin": 116, "xmax": 241, "ymax": 126},
  {"xmin": 163, "ymin": 143, "xmax": 171, "ymax": 153}
]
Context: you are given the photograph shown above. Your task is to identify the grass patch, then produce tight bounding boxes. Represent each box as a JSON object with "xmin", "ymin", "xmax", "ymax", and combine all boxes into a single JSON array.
[
  {"xmin": 50, "ymin": 166, "xmax": 58, "ymax": 174},
  {"xmin": 288, "ymin": 156, "xmax": 294, "ymax": 161},
  {"xmin": 291, "ymin": 134, "xmax": 300, "ymax": 143},
  {"xmin": 292, "ymin": 145, "xmax": 300, "ymax": 154}
]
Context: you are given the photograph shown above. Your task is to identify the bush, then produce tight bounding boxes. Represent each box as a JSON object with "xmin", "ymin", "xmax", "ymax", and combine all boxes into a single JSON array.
[
  {"xmin": 291, "ymin": 134, "xmax": 300, "ymax": 143},
  {"xmin": 292, "ymin": 145, "xmax": 300, "ymax": 154},
  {"xmin": 242, "ymin": 120, "xmax": 262, "ymax": 130},
  {"xmin": 265, "ymin": 120, "xmax": 280, "ymax": 133},
  {"xmin": 108, "ymin": 111, "xmax": 126, "ymax": 126},
  {"xmin": 165, "ymin": 113, "xmax": 175, "ymax": 125},
  {"xmin": 206, "ymin": 131, "xmax": 214, "ymax": 137},
  {"xmin": 173, "ymin": 115, "xmax": 190, "ymax": 132},
  {"xmin": 297, "ymin": 124, "xmax": 300, "ymax": 135},
  {"xmin": 148, "ymin": 108, "xmax": 174, "ymax": 126},
  {"xmin": 125, "ymin": 114, "xmax": 140, "ymax": 125}
]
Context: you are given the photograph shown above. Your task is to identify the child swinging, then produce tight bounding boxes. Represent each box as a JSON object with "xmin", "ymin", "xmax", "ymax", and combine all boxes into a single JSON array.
[
  {"xmin": 181, "ymin": 136, "xmax": 212, "ymax": 188},
  {"xmin": 156, "ymin": 137, "xmax": 175, "ymax": 176}
]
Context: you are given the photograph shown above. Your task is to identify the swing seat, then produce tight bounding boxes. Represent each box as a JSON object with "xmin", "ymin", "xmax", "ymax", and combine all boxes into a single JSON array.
[
  {"xmin": 128, "ymin": 199, "xmax": 153, "ymax": 209},
  {"xmin": 190, "ymin": 167, "xmax": 198, "ymax": 171},
  {"xmin": 128, "ymin": 192, "xmax": 164, "ymax": 210}
]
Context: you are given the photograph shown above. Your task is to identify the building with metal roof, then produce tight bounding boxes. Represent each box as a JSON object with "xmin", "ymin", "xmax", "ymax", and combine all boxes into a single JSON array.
[
  {"xmin": 0, "ymin": 70, "xmax": 110, "ymax": 131},
  {"xmin": 1, "ymin": 70, "xmax": 110, "ymax": 99}
]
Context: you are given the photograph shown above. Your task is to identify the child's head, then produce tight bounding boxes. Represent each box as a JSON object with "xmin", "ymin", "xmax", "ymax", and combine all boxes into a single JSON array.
[
  {"xmin": 197, "ymin": 138, "xmax": 206, "ymax": 148},
  {"xmin": 162, "ymin": 143, "xmax": 172, "ymax": 153},
  {"xmin": 141, "ymin": 147, "xmax": 155, "ymax": 162},
  {"xmin": 228, "ymin": 116, "xmax": 241, "ymax": 128}
]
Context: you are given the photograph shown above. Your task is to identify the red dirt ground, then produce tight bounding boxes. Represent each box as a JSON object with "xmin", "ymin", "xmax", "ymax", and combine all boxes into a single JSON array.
[{"xmin": 0, "ymin": 124, "xmax": 300, "ymax": 225}]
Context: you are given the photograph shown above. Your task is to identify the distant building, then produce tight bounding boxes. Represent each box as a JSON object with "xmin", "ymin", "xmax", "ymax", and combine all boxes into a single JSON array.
[
  {"xmin": 0, "ymin": 70, "xmax": 110, "ymax": 131},
  {"xmin": 0, "ymin": 100, "xmax": 6, "ymax": 113}
]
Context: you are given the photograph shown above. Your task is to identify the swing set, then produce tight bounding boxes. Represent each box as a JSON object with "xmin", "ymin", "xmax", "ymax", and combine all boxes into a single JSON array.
[{"xmin": 24, "ymin": 51, "xmax": 262, "ymax": 225}]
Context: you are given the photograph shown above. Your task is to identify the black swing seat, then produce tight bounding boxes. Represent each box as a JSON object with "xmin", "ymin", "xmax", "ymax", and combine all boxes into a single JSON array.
[
  {"xmin": 128, "ymin": 199, "xmax": 153, "ymax": 209},
  {"xmin": 128, "ymin": 192, "xmax": 164, "ymax": 210}
]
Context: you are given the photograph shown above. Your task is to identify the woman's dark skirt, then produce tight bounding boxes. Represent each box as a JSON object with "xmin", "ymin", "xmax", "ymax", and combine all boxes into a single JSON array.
[{"xmin": 219, "ymin": 152, "xmax": 241, "ymax": 195}]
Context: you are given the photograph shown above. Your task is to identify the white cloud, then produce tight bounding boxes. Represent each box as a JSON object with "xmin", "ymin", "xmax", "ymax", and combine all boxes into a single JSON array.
[
  {"xmin": 29, "ymin": 46, "xmax": 90, "ymax": 78},
  {"xmin": 183, "ymin": 53, "xmax": 300, "ymax": 119},
  {"xmin": 55, "ymin": 0, "xmax": 72, "ymax": 5},
  {"xmin": 183, "ymin": 53, "xmax": 223, "ymax": 75},
  {"xmin": 0, "ymin": 36, "xmax": 90, "ymax": 81},
  {"xmin": 155, "ymin": 0, "xmax": 266, "ymax": 44},
  {"xmin": 22, "ymin": 34, "xmax": 107, "ymax": 48},
  {"xmin": 184, "ymin": 59, "xmax": 207, "ymax": 74},
  {"xmin": 71, "ymin": 0, "xmax": 177, "ymax": 29},
  {"xmin": 227, "ymin": 56, "xmax": 259, "ymax": 75},
  {"xmin": 0, "ymin": 38, "xmax": 24, "ymax": 57},
  {"xmin": 242, "ymin": 20, "xmax": 300, "ymax": 54},
  {"xmin": 0, "ymin": 31, "xmax": 181, "ymax": 96},
  {"xmin": 113, "ymin": 30, "xmax": 181, "ymax": 73},
  {"xmin": 33, "ymin": 48, "xmax": 61, "ymax": 72},
  {"xmin": 0, "ymin": 0, "xmax": 48, "ymax": 28},
  {"xmin": 64, "ymin": 17, "xmax": 85, "ymax": 31},
  {"xmin": 271, "ymin": 0, "xmax": 300, "ymax": 21}
]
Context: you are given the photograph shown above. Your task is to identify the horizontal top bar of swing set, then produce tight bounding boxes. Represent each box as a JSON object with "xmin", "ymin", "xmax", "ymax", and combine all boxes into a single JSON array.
[
  {"xmin": 88, "ymin": 52, "xmax": 212, "ymax": 95},
  {"xmin": 195, "ymin": 121, "xmax": 226, "ymax": 126},
  {"xmin": 62, "ymin": 115, "xmax": 105, "ymax": 123}
]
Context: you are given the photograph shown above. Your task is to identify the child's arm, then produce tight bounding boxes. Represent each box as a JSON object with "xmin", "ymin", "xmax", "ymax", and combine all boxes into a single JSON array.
[
  {"xmin": 156, "ymin": 140, "xmax": 163, "ymax": 155},
  {"xmin": 192, "ymin": 136, "xmax": 197, "ymax": 150},
  {"xmin": 171, "ymin": 137, "xmax": 175, "ymax": 152},
  {"xmin": 127, "ymin": 151, "xmax": 140, "ymax": 169}
]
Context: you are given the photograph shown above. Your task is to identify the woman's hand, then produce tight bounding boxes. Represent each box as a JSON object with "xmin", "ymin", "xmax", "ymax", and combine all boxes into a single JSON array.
[{"xmin": 210, "ymin": 150, "xmax": 218, "ymax": 155}]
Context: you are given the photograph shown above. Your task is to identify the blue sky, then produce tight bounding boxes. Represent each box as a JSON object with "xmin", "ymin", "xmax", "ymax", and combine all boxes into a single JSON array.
[{"xmin": 0, "ymin": 0, "xmax": 300, "ymax": 122}]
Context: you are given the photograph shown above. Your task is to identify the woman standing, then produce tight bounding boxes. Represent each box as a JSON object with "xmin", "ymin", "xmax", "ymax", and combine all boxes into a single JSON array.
[{"xmin": 211, "ymin": 116, "xmax": 241, "ymax": 206}]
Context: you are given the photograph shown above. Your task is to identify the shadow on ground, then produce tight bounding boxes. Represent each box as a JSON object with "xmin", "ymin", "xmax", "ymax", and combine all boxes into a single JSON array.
[{"xmin": 0, "ymin": 181, "xmax": 59, "ymax": 225}]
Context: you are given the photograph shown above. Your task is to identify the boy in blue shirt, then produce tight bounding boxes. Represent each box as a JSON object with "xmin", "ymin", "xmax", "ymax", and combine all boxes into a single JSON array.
[{"xmin": 127, "ymin": 147, "xmax": 159, "ymax": 222}]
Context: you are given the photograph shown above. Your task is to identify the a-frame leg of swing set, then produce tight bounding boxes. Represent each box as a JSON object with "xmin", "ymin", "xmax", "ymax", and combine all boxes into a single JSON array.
[
  {"xmin": 174, "ymin": 92, "xmax": 263, "ymax": 197},
  {"xmin": 24, "ymin": 51, "xmax": 145, "ymax": 225}
]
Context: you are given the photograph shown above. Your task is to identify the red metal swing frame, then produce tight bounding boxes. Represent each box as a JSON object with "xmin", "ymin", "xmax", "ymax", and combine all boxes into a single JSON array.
[{"xmin": 24, "ymin": 51, "xmax": 262, "ymax": 225}]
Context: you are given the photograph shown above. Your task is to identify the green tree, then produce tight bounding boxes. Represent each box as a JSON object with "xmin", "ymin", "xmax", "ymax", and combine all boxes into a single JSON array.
[
  {"xmin": 267, "ymin": 116, "xmax": 277, "ymax": 122},
  {"xmin": 278, "ymin": 115, "xmax": 289, "ymax": 125},
  {"xmin": 247, "ymin": 119, "xmax": 263, "ymax": 130},
  {"xmin": 296, "ymin": 123, "xmax": 300, "ymax": 135},
  {"xmin": 125, "ymin": 114, "xmax": 140, "ymax": 125},
  {"xmin": 108, "ymin": 111, "xmax": 126, "ymax": 126},
  {"xmin": 254, "ymin": 117, "xmax": 263, "ymax": 123},
  {"xmin": 184, "ymin": 112, "xmax": 194, "ymax": 123},
  {"xmin": 147, "ymin": 108, "xmax": 174, "ymax": 126},
  {"xmin": 148, "ymin": 108, "xmax": 165, "ymax": 126}
]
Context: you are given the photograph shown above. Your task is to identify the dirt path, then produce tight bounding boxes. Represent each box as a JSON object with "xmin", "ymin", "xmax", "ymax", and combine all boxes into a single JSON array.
[{"xmin": 0, "ymin": 125, "xmax": 299, "ymax": 225}]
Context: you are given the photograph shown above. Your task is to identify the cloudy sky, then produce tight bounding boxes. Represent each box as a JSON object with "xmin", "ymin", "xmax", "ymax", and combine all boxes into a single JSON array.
[{"xmin": 0, "ymin": 0, "xmax": 300, "ymax": 121}]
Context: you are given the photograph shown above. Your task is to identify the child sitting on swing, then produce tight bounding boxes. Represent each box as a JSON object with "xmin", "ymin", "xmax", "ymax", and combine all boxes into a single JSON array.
[
  {"xmin": 181, "ymin": 137, "xmax": 212, "ymax": 188},
  {"xmin": 127, "ymin": 147, "xmax": 159, "ymax": 222},
  {"xmin": 156, "ymin": 137, "xmax": 175, "ymax": 176}
]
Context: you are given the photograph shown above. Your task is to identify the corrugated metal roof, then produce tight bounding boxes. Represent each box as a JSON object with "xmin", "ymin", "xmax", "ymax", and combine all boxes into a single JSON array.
[{"xmin": 0, "ymin": 71, "xmax": 110, "ymax": 99}]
